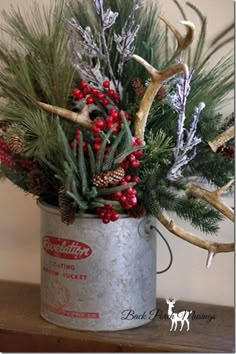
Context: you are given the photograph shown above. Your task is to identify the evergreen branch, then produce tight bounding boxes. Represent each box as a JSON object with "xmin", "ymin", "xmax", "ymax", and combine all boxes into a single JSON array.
[
  {"xmin": 114, "ymin": 145, "xmax": 144, "ymax": 164},
  {"xmin": 97, "ymin": 182, "xmax": 136, "ymax": 196},
  {"xmin": 56, "ymin": 120, "xmax": 79, "ymax": 176},
  {"xmin": 173, "ymin": 0, "xmax": 187, "ymax": 20},
  {"xmin": 157, "ymin": 213, "xmax": 234, "ymax": 268},
  {"xmin": 87, "ymin": 144, "xmax": 96, "ymax": 176},
  {"xmin": 210, "ymin": 23, "xmax": 234, "ymax": 47},
  {"xmin": 199, "ymin": 37, "xmax": 234, "ymax": 71},
  {"xmin": 96, "ymin": 125, "xmax": 117, "ymax": 174},
  {"xmin": 78, "ymin": 132, "xmax": 88, "ymax": 194},
  {"xmin": 186, "ymin": 2, "xmax": 207, "ymax": 68},
  {"xmin": 103, "ymin": 127, "xmax": 126, "ymax": 171},
  {"xmin": 67, "ymin": 180, "xmax": 88, "ymax": 209}
]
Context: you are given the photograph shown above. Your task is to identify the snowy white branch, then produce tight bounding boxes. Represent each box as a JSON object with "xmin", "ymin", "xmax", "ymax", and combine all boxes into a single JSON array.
[{"xmin": 167, "ymin": 70, "xmax": 205, "ymax": 181}]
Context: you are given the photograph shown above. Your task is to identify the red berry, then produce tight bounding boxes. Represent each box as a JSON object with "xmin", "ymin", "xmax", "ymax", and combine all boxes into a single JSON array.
[
  {"xmin": 120, "ymin": 195, "xmax": 127, "ymax": 204},
  {"xmin": 91, "ymin": 88, "xmax": 98, "ymax": 95},
  {"xmin": 112, "ymin": 127, "xmax": 119, "ymax": 134},
  {"xmin": 105, "ymin": 204, "xmax": 113, "ymax": 210},
  {"xmin": 111, "ymin": 111, "xmax": 119, "ymax": 119},
  {"xmin": 103, "ymin": 218, "xmax": 110, "ymax": 224},
  {"xmin": 92, "ymin": 125, "xmax": 101, "ymax": 134},
  {"xmin": 129, "ymin": 154, "xmax": 136, "ymax": 162},
  {"xmin": 95, "ymin": 119, "xmax": 105, "ymax": 129},
  {"xmin": 72, "ymin": 88, "xmax": 81, "ymax": 96},
  {"xmin": 124, "ymin": 203, "xmax": 133, "ymax": 210},
  {"xmin": 97, "ymin": 92, "xmax": 105, "ymax": 100},
  {"xmin": 125, "ymin": 175, "xmax": 132, "ymax": 182},
  {"xmin": 133, "ymin": 150, "xmax": 143, "ymax": 158},
  {"xmin": 136, "ymin": 138, "xmax": 143, "ymax": 146},
  {"xmin": 129, "ymin": 197, "xmax": 138, "ymax": 206},
  {"xmin": 76, "ymin": 93, "xmax": 84, "ymax": 100},
  {"xmin": 111, "ymin": 212, "xmax": 119, "ymax": 222},
  {"xmin": 102, "ymin": 98, "xmax": 109, "ymax": 106},
  {"xmin": 105, "ymin": 116, "xmax": 114, "ymax": 124},
  {"xmin": 106, "ymin": 122, "xmax": 115, "ymax": 130},
  {"xmin": 113, "ymin": 93, "xmax": 120, "ymax": 100},
  {"xmin": 93, "ymin": 143, "xmax": 101, "ymax": 152},
  {"xmin": 107, "ymin": 89, "xmax": 115, "ymax": 97},
  {"xmin": 94, "ymin": 136, "xmax": 102, "ymax": 143},
  {"xmin": 108, "ymin": 108, "xmax": 117, "ymax": 115},
  {"xmin": 76, "ymin": 129, "xmax": 81, "ymax": 136},
  {"xmin": 86, "ymin": 96, "xmax": 94, "ymax": 104},
  {"xmin": 80, "ymin": 80, "xmax": 88, "ymax": 89},
  {"xmin": 126, "ymin": 187, "xmax": 135, "ymax": 196},
  {"xmin": 119, "ymin": 180, "xmax": 127, "ymax": 186},
  {"xmin": 125, "ymin": 112, "xmax": 131, "ymax": 120},
  {"xmin": 131, "ymin": 160, "xmax": 140, "ymax": 169},
  {"xmin": 103, "ymin": 80, "xmax": 110, "ymax": 88},
  {"xmin": 70, "ymin": 141, "xmax": 75, "ymax": 149},
  {"xmin": 113, "ymin": 191, "xmax": 122, "ymax": 200},
  {"xmin": 132, "ymin": 176, "xmax": 140, "ymax": 183}
]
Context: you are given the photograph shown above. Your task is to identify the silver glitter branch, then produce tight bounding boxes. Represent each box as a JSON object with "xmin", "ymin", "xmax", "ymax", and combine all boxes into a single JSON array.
[
  {"xmin": 69, "ymin": 0, "xmax": 142, "ymax": 93},
  {"xmin": 167, "ymin": 69, "xmax": 205, "ymax": 181},
  {"xmin": 69, "ymin": 19, "xmax": 103, "ymax": 58},
  {"xmin": 94, "ymin": 0, "xmax": 119, "ymax": 30},
  {"xmin": 114, "ymin": 3, "xmax": 142, "ymax": 80}
]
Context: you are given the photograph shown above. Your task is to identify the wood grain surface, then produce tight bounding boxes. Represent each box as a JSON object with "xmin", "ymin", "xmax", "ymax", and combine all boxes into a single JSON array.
[{"xmin": 0, "ymin": 281, "xmax": 234, "ymax": 352}]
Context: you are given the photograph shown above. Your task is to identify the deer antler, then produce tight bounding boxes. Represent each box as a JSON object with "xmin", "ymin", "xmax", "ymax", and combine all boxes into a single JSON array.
[
  {"xmin": 132, "ymin": 58, "xmax": 187, "ymax": 141},
  {"xmin": 208, "ymin": 126, "xmax": 234, "ymax": 152},
  {"xmin": 157, "ymin": 180, "xmax": 234, "ymax": 267},
  {"xmin": 36, "ymin": 101, "xmax": 93, "ymax": 129},
  {"xmin": 157, "ymin": 213, "xmax": 234, "ymax": 268},
  {"xmin": 186, "ymin": 180, "xmax": 234, "ymax": 221},
  {"xmin": 133, "ymin": 18, "xmax": 195, "ymax": 142},
  {"xmin": 159, "ymin": 16, "xmax": 195, "ymax": 55}
]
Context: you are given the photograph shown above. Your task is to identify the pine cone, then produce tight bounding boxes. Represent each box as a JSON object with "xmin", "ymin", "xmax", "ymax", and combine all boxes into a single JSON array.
[
  {"xmin": 128, "ymin": 204, "xmax": 147, "ymax": 218},
  {"xmin": 7, "ymin": 134, "xmax": 25, "ymax": 154},
  {"xmin": 0, "ymin": 121, "xmax": 10, "ymax": 132},
  {"xmin": 26, "ymin": 169, "xmax": 48, "ymax": 195},
  {"xmin": 58, "ymin": 186, "xmax": 76, "ymax": 225},
  {"xmin": 93, "ymin": 166, "xmax": 125, "ymax": 188},
  {"xmin": 156, "ymin": 85, "xmax": 167, "ymax": 101},
  {"xmin": 219, "ymin": 145, "xmax": 235, "ymax": 160},
  {"xmin": 131, "ymin": 77, "xmax": 145, "ymax": 98}
]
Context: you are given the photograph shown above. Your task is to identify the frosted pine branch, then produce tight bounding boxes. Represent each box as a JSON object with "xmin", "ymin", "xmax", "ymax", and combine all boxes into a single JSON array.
[
  {"xmin": 68, "ymin": 19, "xmax": 102, "ymax": 58},
  {"xmin": 114, "ymin": 3, "xmax": 142, "ymax": 80},
  {"xmin": 167, "ymin": 70, "xmax": 205, "ymax": 181}
]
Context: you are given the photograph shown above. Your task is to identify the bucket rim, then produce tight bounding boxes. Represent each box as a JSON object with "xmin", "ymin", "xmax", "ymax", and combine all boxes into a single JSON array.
[{"xmin": 37, "ymin": 198, "xmax": 131, "ymax": 219}]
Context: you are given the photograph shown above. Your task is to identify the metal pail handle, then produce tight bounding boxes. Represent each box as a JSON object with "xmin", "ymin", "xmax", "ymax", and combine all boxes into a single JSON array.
[{"xmin": 138, "ymin": 217, "xmax": 173, "ymax": 275}]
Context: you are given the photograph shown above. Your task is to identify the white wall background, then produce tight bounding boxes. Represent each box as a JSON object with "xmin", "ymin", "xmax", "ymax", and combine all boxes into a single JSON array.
[{"xmin": 0, "ymin": 0, "xmax": 234, "ymax": 306}]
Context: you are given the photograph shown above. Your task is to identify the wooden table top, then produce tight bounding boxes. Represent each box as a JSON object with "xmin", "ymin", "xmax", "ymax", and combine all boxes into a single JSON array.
[{"xmin": 0, "ymin": 280, "xmax": 234, "ymax": 352}]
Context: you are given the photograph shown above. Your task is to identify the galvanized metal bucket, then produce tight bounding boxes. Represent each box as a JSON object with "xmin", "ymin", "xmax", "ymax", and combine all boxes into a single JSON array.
[{"xmin": 38, "ymin": 200, "xmax": 157, "ymax": 331}]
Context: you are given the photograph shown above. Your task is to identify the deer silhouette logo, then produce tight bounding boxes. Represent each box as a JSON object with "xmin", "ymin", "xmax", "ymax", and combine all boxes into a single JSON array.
[{"xmin": 166, "ymin": 298, "xmax": 192, "ymax": 331}]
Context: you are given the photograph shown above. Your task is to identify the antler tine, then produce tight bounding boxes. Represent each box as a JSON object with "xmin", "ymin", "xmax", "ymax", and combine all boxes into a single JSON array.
[
  {"xmin": 157, "ymin": 213, "xmax": 234, "ymax": 268},
  {"xmin": 160, "ymin": 16, "xmax": 195, "ymax": 53},
  {"xmin": 132, "ymin": 56, "xmax": 188, "ymax": 141},
  {"xmin": 208, "ymin": 126, "xmax": 234, "ymax": 152},
  {"xmin": 186, "ymin": 180, "xmax": 234, "ymax": 221},
  {"xmin": 36, "ymin": 101, "xmax": 93, "ymax": 129}
]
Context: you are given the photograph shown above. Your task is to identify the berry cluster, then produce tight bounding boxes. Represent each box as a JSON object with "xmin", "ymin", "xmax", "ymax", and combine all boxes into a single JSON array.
[
  {"xmin": 0, "ymin": 139, "xmax": 16, "ymax": 167},
  {"xmin": 96, "ymin": 204, "xmax": 120, "ymax": 224},
  {"xmin": 112, "ymin": 182, "xmax": 138, "ymax": 209},
  {"xmin": 73, "ymin": 80, "xmax": 120, "ymax": 107},
  {"xmin": 120, "ymin": 137, "xmax": 143, "ymax": 170},
  {"xmin": 70, "ymin": 81, "xmax": 143, "ymax": 224}
]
